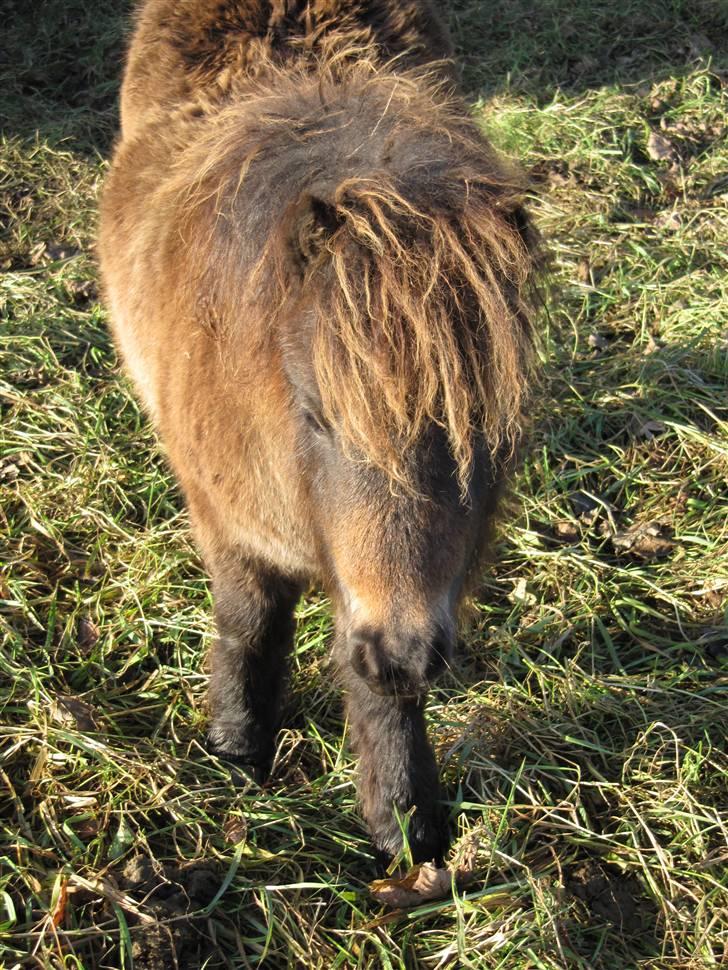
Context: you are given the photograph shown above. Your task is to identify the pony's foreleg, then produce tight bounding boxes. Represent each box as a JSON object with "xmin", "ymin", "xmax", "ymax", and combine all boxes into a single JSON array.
[
  {"xmin": 206, "ymin": 556, "xmax": 300, "ymax": 783},
  {"xmin": 342, "ymin": 668, "xmax": 446, "ymax": 865}
]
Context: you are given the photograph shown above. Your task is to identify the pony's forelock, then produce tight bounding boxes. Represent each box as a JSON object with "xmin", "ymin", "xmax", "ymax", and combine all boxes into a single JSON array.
[{"xmin": 305, "ymin": 172, "xmax": 536, "ymax": 494}]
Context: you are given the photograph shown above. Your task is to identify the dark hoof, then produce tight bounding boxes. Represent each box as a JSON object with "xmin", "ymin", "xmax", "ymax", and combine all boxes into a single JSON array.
[
  {"xmin": 206, "ymin": 730, "xmax": 273, "ymax": 786},
  {"xmin": 371, "ymin": 812, "xmax": 448, "ymax": 869}
]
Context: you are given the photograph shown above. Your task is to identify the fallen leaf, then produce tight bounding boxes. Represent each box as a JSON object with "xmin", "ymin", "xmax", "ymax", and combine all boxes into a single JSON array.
[
  {"xmin": 612, "ymin": 522, "xmax": 675, "ymax": 560},
  {"xmin": 63, "ymin": 794, "xmax": 98, "ymax": 809},
  {"xmin": 552, "ymin": 520, "xmax": 580, "ymax": 543},
  {"xmin": 50, "ymin": 876, "xmax": 68, "ymax": 928},
  {"xmin": 73, "ymin": 818, "xmax": 100, "ymax": 841},
  {"xmin": 576, "ymin": 258, "xmax": 592, "ymax": 284},
  {"xmin": 223, "ymin": 816, "xmax": 248, "ymax": 845},
  {"xmin": 636, "ymin": 419, "xmax": 667, "ymax": 439},
  {"xmin": 77, "ymin": 617, "xmax": 100, "ymax": 651},
  {"xmin": 53, "ymin": 695, "xmax": 100, "ymax": 732},
  {"xmin": 647, "ymin": 131, "xmax": 677, "ymax": 163},
  {"xmin": 509, "ymin": 577, "xmax": 537, "ymax": 607},
  {"xmin": 370, "ymin": 862, "xmax": 455, "ymax": 908}
]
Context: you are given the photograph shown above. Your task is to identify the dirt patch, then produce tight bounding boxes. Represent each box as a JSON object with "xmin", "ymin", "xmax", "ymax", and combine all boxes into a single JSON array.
[
  {"xmin": 567, "ymin": 859, "xmax": 645, "ymax": 933},
  {"xmin": 115, "ymin": 855, "xmax": 222, "ymax": 970}
]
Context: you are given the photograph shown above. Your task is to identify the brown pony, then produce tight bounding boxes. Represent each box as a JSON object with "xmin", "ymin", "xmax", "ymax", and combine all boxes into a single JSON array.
[{"xmin": 99, "ymin": 0, "xmax": 538, "ymax": 864}]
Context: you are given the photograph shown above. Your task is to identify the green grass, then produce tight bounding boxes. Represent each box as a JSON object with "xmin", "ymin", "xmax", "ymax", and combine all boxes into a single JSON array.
[{"xmin": 1, "ymin": 0, "xmax": 727, "ymax": 967}]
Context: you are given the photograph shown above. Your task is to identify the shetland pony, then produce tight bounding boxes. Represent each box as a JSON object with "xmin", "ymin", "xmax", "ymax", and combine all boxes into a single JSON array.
[{"xmin": 99, "ymin": 0, "xmax": 538, "ymax": 863}]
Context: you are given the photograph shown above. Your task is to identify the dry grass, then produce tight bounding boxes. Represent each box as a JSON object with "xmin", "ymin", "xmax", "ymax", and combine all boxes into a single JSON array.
[{"xmin": 1, "ymin": 0, "xmax": 727, "ymax": 967}]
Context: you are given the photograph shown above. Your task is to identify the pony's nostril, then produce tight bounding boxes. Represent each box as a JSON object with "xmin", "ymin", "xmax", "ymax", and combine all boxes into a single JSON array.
[
  {"xmin": 350, "ymin": 629, "xmax": 384, "ymax": 686},
  {"xmin": 350, "ymin": 628, "xmax": 415, "ymax": 694},
  {"xmin": 349, "ymin": 627, "xmax": 448, "ymax": 695},
  {"xmin": 425, "ymin": 642, "xmax": 448, "ymax": 681}
]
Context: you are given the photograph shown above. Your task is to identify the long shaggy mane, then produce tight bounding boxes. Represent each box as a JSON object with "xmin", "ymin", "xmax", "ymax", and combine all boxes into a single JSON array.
[
  {"xmin": 175, "ymin": 55, "xmax": 540, "ymax": 491},
  {"xmin": 296, "ymin": 167, "xmax": 538, "ymax": 493}
]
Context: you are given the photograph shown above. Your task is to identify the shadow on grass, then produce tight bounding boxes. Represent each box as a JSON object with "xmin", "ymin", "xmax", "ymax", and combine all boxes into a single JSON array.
[
  {"xmin": 448, "ymin": 0, "xmax": 728, "ymax": 98},
  {"xmin": 0, "ymin": 0, "xmax": 135, "ymax": 153},
  {"xmin": 1, "ymin": 0, "xmax": 726, "ymax": 154}
]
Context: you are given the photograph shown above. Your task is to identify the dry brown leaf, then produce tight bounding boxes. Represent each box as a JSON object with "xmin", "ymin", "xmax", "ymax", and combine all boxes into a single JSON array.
[
  {"xmin": 51, "ymin": 878, "xmax": 68, "ymax": 928},
  {"xmin": 72, "ymin": 818, "xmax": 100, "ymax": 841},
  {"xmin": 370, "ymin": 862, "xmax": 454, "ymax": 908},
  {"xmin": 647, "ymin": 130, "xmax": 677, "ymax": 163},
  {"xmin": 53, "ymin": 695, "xmax": 100, "ymax": 733},
  {"xmin": 552, "ymin": 520, "xmax": 580, "ymax": 543},
  {"xmin": 612, "ymin": 522, "xmax": 675, "ymax": 560},
  {"xmin": 223, "ymin": 815, "xmax": 248, "ymax": 845},
  {"xmin": 576, "ymin": 258, "xmax": 592, "ymax": 284},
  {"xmin": 77, "ymin": 617, "xmax": 100, "ymax": 651},
  {"xmin": 369, "ymin": 862, "xmax": 453, "ymax": 909},
  {"xmin": 368, "ymin": 858, "xmax": 512, "ymax": 913}
]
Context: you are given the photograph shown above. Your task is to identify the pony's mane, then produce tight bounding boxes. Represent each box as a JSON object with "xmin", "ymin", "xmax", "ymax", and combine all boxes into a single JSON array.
[
  {"xmin": 294, "ymin": 169, "xmax": 537, "ymax": 494},
  {"xmin": 176, "ymin": 55, "xmax": 540, "ymax": 492}
]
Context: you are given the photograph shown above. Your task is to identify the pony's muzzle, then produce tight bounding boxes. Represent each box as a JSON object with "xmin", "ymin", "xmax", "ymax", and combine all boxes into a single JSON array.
[{"xmin": 349, "ymin": 626, "xmax": 452, "ymax": 697}]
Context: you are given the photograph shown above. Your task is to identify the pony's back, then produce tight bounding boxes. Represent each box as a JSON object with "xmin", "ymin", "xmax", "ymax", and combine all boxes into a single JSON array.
[{"xmin": 120, "ymin": 0, "xmax": 453, "ymax": 138}]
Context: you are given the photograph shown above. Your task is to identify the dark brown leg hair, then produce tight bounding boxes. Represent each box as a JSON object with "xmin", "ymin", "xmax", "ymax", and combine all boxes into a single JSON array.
[
  {"xmin": 340, "ymin": 665, "xmax": 446, "ymax": 865},
  {"xmin": 206, "ymin": 555, "xmax": 301, "ymax": 783}
]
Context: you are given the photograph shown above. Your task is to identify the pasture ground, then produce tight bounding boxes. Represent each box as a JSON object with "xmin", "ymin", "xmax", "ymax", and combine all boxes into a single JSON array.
[{"xmin": 1, "ymin": 0, "xmax": 727, "ymax": 967}]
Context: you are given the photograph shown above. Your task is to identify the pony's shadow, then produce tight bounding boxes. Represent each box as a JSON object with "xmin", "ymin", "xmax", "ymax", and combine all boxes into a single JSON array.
[
  {"xmin": 2, "ymin": 0, "xmax": 726, "ymax": 155},
  {"xmin": 447, "ymin": 0, "xmax": 726, "ymax": 99},
  {"xmin": 0, "ymin": 0, "xmax": 135, "ymax": 156}
]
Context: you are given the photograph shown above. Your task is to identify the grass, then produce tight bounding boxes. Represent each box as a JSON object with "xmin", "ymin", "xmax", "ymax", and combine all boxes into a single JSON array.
[{"xmin": 1, "ymin": 0, "xmax": 727, "ymax": 967}]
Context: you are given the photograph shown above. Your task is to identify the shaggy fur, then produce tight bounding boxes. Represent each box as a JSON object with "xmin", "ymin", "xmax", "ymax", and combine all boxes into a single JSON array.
[
  {"xmin": 99, "ymin": 0, "xmax": 539, "ymax": 863},
  {"xmin": 153, "ymin": 59, "xmax": 536, "ymax": 493},
  {"xmin": 120, "ymin": 0, "xmax": 453, "ymax": 135}
]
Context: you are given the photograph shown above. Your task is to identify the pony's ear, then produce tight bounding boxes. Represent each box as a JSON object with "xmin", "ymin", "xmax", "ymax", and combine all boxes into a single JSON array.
[{"xmin": 287, "ymin": 191, "xmax": 342, "ymax": 276}]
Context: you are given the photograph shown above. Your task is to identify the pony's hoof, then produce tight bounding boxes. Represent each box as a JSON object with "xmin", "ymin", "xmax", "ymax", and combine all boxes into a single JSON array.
[
  {"xmin": 371, "ymin": 814, "xmax": 448, "ymax": 870},
  {"xmin": 206, "ymin": 730, "xmax": 273, "ymax": 786}
]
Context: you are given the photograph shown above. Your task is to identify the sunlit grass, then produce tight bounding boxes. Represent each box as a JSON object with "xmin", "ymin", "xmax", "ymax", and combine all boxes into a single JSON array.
[{"xmin": 1, "ymin": 0, "xmax": 727, "ymax": 967}]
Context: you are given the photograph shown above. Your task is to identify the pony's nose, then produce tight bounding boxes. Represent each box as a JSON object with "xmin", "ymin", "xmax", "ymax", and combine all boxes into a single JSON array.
[{"xmin": 349, "ymin": 627, "xmax": 451, "ymax": 696}]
